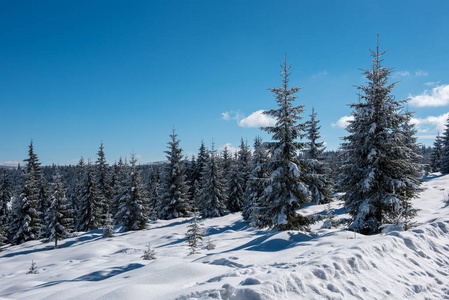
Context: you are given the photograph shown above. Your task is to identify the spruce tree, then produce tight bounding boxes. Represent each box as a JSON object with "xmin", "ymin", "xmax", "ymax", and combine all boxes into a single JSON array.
[
  {"xmin": 0, "ymin": 169, "xmax": 12, "ymax": 234},
  {"xmin": 198, "ymin": 144, "xmax": 227, "ymax": 218},
  {"xmin": 339, "ymin": 40, "xmax": 422, "ymax": 234},
  {"xmin": 186, "ymin": 211, "xmax": 204, "ymax": 254},
  {"xmin": 430, "ymin": 135, "xmax": 443, "ymax": 172},
  {"xmin": 114, "ymin": 154, "xmax": 147, "ymax": 230},
  {"xmin": 158, "ymin": 129, "xmax": 191, "ymax": 219},
  {"xmin": 303, "ymin": 108, "xmax": 333, "ymax": 204},
  {"xmin": 440, "ymin": 117, "xmax": 449, "ymax": 174},
  {"xmin": 44, "ymin": 171, "xmax": 72, "ymax": 249},
  {"xmin": 227, "ymin": 153, "xmax": 245, "ymax": 212},
  {"xmin": 10, "ymin": 141, "xmax": 43, "ymax": 244},
  {"xmin": 257, "ymin": 55, "xmax": 311, "ymax": 231},
  {"xmin": 242, "ymin": 136, "xmax": 269, "ymax": 225},
  {"xmin": 147, "ymin": 168, "xmax": 161, "ymax": 220},
  {"xmin": 95, "ymin": 142, "xmax": 112, "ymax": 223},
  {"xmin": 77, "ymin": 162, "xmax": 103, "ymax": 232}
]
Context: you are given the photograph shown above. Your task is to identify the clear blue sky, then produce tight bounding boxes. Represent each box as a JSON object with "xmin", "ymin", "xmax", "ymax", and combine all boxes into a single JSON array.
[{"xmin": 1, "ymin": 0, "xmax": 448, "ymax": 166}]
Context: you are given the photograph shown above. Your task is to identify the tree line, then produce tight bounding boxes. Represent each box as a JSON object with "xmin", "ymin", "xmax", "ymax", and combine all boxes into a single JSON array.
[{"xmin": 0, "ymin": 42, "xmax": 445, "ymax": 248}]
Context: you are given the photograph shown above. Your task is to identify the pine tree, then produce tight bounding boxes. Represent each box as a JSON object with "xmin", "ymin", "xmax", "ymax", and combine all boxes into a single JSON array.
[
  {"xmin": 77, "ymin": 162, "xmax": 103, "ymax": 232},
  {"xmin": 114, "ymin": 154, "xmax": 147, "ymax": 230},
  {"xmin": 227, "ymin": 139, "xmax": 251, "ymax": 212},
  {"xmin": 257, "ymin": 55, "xmax": 311, "ymax": 231},
  {"xmin": 96, "ymin": 142, "xmax": 112, "ymax": 224},
  {"xmin": 227, "ymin": 153, "xmax": 245, "ymax": 212},
  {"xmin": 186, "ymin": 211, "xmax": 204, "ymax": 254},
  {"xmin": 102, "ymin": 211, "xmax": 114, "ymax": 238},
  {"xmin": 10, "ymin": 141, "xmax": 43, "ymax": 244},
  {"xmin": 242, "ymin": 136, "xmax": 269, "ymax": 225},
  {"xmin": 339, "ymin": 39, "xmax": 422, "ymax": 234},
  {"xmin": 430, "ymin": 135, "xmax": 443, "ymax": 172},
  {"xmin": 198, "ymin": 144, "xmax": 227, "ymax": 218},
  {"xmin": 159, "ymin": 129, "xmax": 191, "ymax": 219},
  {"xmin": 440, "ymin": 117, "xmax": 449, "ymax": 174},
  {"xmin": 147, "ymin": 168, "xmax": 162, "ymax": 221},
  {"xmin": 303, "ymin": 108, "xmax": 333, "ymax": 204},
  {"xmin": 44, "ymin": 171, "xmax": 72, "ymax": 249},
  {"xmin": 141, "ymin": 243, "xmax": 156, "ymax": 260},
  {"xmin": 0, "ymin": 169, "xmax": 12, "ymax": 236}
]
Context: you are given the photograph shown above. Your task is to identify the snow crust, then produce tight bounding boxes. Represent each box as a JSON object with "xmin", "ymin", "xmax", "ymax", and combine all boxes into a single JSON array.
[{"xmin": 1, "ymin": 174, "xmax": 449, "ymax": 299}]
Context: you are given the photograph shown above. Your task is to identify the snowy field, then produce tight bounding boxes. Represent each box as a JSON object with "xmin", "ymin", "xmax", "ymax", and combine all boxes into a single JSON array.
[{"xmin": 1, "ymin": 174, "xmax": 449, "ymax": 300}]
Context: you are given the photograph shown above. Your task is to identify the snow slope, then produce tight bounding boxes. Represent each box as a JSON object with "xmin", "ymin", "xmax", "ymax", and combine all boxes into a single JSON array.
[{"xmin": 1, "ymin": 174, "xmax": 449, "ymax": 300}]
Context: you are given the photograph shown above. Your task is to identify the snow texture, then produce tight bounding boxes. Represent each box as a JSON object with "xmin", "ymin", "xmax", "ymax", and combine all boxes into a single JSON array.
[{"xmin": 0, "ymin": 174, "xmax": 448, "ymax": 299}]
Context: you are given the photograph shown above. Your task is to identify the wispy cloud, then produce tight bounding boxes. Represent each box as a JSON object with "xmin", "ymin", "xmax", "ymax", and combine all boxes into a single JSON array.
[
  {"xmin": 331, "ymin": 115, "xmax": 354, "ymax": 128},
  {"xmin": 415, "ymin": 70, "xmax": 428, "ymax": 77},
  {"xmin": 424, "ymin": 81, "xmax": 440, "ymax": 87},
  {"xmin": 238, "ymin": 110, "xmax": 277, "ymax": 128},
  {"xmin": 312, "ymin": 70, "xmax": 329, "ymax": 79},
  {"xmin": 411, "ymin": 112, "xmax": 449, "ymax": 134},
  {"xmin": 0, "ymin": 161, "xmax": 21, "ymax": 167},
  {"xmin": 409, "ymin": 84, "xmax": 449, "ymax": 107},
  {"xmin": 393, "ymin": 70, "xmax": 428, "ymax": 79},
  {"xmin": 221, "ymin": 111, "xmax": 243, "ymax": 121}
]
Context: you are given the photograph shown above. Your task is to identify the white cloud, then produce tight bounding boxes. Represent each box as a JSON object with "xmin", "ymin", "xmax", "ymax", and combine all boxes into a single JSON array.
[
  {"xmin": 395, "ymin": 71, "xmax": 411, "ymax": 77},
  {"xmin": 238, "ymin": 110, "xmax": 277, "ymax": 128},
  {"xmin": 312, "ymin": 70, "xmax": 329, "ymax": 79},
  {"xmin": 409, "ymin": 84, "xmax": 449, "ymax": 107},
  {"xmin": 219, "ymin": 143, "xmax": 239, "ymax": 154},
  {"xmin": 221, "ymin": 112, "xmax": 230, "ymax": 120},
  {"xmin": 424, "ymin": 81, "xmax": 440, "ymax": 86},
  {"xmin": 415, "ymin": 70, "xmax": 428, "ymax": 77},
  {"xmin": 331, "ymin": 115, "xmax": 354, "ymax": 128},
  {"xmin": 0, "ymin": 161, "xmax": 21, "ymax": 167},
  {"xmin": 411, "ymin": 112, "xmax": 449, "ymax": 134}
]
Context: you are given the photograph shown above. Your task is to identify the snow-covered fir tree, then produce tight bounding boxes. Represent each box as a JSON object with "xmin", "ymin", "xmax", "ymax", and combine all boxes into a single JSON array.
[
  {"xmin": 0, "ymin": 169, "xmax": 12, "ymax": 236},
  {"xmin": 9, "ymin": 141, "xmax": 43, "ymax": 244},
  {"xmin": 339, "ymin": 40, "xmax": 422, "ymax": 234},
  {"xmin": 227, "ymin": 153, "xmax": 245, "ymax": 212},
  {"xmin": 303, "ymin": 108, "xmax": 333, "ymax": 204},
  {"xmin": 114, "ymin": 154, "xmax": 147, "ymax": 230},
  {"xmin": 256, "ymin": 55, "xmax": 311, "ymax": 231},
  {"xmin": 440, "ymin": 117, "xmax": 449, "ymax": 174},
  {"xmin": 73, "ymin": 157, "xmax": 86, "ymax": 230},
  {"xmin": 430, "ymin": 135, "xmax": 443, "ymax": 172},
  {"xmin": 77, "ymin": 161, "xmax": 103, "ymax": 232},
  {"xmin": 186, "ymin": 211, "xmax": 203, "ymax": 254},
  {"xmin": 102, "ymin": 211, "xmax": 114, "ymax": 238},
  {"xmin": 147, "ymin": 168, "xmax": 162, "ymax": 221},
  {"xmin": 44, "ymin": 171, "xmax": 72, "ymax": 249},
  {"xmin": 141, "ymin": 243, "xmax": 156, "ymax": 260},
  {"xmin": 198, "ymin": 143, "xmax": 227, "ymax": 218},
  {"xmin": 158, "ymin": 129, "xmax": 191, "ymax": 219},
  {"xmin": 95, "ymin": 142, "xmax": 112, "ymax": 224},
  {"xmin": 242, "ymin": 136, "xmax": 269, "ymax": 225},
  {"xmin": 227, "ymin": 139, "xmax": 251, "ymax": 212}
]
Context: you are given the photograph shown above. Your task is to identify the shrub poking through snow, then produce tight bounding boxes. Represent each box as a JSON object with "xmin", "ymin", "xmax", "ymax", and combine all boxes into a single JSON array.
[
  {"xmin": 321, "ymin": 204, "xmax": 337, "ymax": 229},
  {"xmin": 27, "ymin": 260, "xmax": 39, "ymax": 274},
  {"xmin": 102, "ymin": 212, "xmax": 114, "ymax": 238},
  {"xmin": 205, "ymin": 236, "xmax": 216, "ymax": 250},
  {"xmin": 141, "ymin": 243, "xmax": 156, "ymax": 260},
  {"xmin": 186, "ymin": 213, "xmax": 204, "ymax": 254}
]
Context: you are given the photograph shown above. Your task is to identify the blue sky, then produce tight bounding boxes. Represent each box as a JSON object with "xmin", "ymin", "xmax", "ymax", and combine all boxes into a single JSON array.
[{"xmin": 1, "ymin": 0, "xmax": 448, "ymax": 166}]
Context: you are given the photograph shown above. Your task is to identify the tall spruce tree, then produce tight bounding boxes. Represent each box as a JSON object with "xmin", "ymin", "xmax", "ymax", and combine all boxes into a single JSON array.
[
  {"xmin": 77, "ymin": 162, "xmax": 102, "ymax": 231},
  {"xmin": 10, "ymin": 141, "xmax": 43, "ymax": 244},
  {"xmin": 114, "ymin": 154, "xmax": 147, "ymax": 230},
  {"xmin": 44, "ymin": 171, "xmax": 72, "ymax": 249},
  {"xmin": 440, "ymin": 117, "xmax": 449, "ymax": 174},
  {"xmin": 257, "ymin": 55, "xmax": 311, "ymax": 231},
  {"xmin": 430, "ymin": 135, "xmax": 443, "ymax": 172},
  {"xmin": 0, "ymin": 169, "xmax": 12, "ymax": 242},
  {"xmin": 339, "ymin": 40, "xmax": 422, "ymax": 234},
  {"xmin": 198, "ymin": 144, "xmax": 227, "ymax": 218},
  {"xmin": 242, "ymin": 136, "xmax": 270, "ymax": 225},
  {"xmin": 96, "ymin": 142, "xmax": 112, "ymax": 222},
  {"xmin": 158, "ymin": 129, "xmax": 191, "ymax": 219},
  {"xmin": 303, "ymin": 108, "xmax": 333, "ymax": 204}
]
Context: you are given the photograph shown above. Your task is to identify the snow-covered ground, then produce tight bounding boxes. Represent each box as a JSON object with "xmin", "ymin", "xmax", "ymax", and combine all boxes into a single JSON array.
[{"xmin": 1, "ymin": 174, "xmax": 449, "ymax": 300}]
